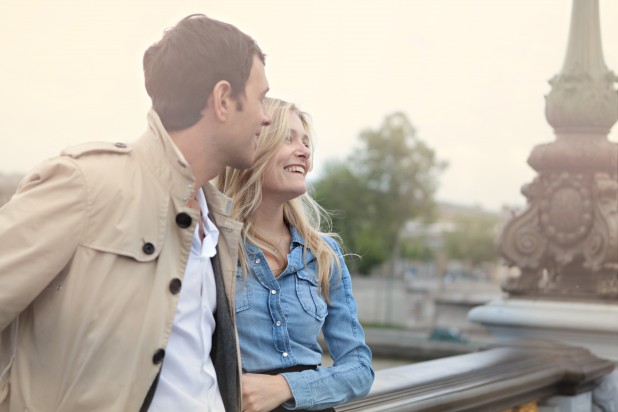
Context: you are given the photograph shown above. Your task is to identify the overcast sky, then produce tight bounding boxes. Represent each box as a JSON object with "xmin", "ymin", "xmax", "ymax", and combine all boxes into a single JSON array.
[{"xmin": 1, "ymin": 0, "xmax": 616, "ymax": 212}]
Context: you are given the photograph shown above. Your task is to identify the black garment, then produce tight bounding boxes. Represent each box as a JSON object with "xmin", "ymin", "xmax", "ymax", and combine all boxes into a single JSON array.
[
  {"xmin": 260, "ymin": 365, "xmax": 335, "ymax": 412},
  {"xmin": 139, "ymin": 371, "xmax": 160, "ymax": 412},
  {"xmin": 210, "ymin": 252, "xmax": 241, "ymax": 412}
]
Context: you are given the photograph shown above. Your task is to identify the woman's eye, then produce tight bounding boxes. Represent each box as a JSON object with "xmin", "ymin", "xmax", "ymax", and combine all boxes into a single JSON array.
[{"xmin": 284, "ymin": 135, "xmax": 292, "ymax": 143}]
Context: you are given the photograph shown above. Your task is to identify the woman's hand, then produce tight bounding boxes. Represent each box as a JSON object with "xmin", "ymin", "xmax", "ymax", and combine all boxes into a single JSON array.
[{"xmin": 241, "ymin": 373, "xmax": 293, "ymax": 412}]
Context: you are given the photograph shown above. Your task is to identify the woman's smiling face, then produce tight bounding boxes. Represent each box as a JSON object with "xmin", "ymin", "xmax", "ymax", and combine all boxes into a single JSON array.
[{"xmin": 261, "ymin": 111, "xmax": 312, "ymax": 202}]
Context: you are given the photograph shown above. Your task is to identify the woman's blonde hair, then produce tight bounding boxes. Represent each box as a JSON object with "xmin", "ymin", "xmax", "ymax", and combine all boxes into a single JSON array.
[{"xmin": 216, "ymin": 97, "xmax": 341, "ymax": 300}]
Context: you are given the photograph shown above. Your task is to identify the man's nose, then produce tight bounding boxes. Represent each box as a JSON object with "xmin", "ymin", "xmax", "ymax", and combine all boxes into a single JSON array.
[{"xmin": 262, "ymin": 110, "xmax": 272, "ymax": 126}]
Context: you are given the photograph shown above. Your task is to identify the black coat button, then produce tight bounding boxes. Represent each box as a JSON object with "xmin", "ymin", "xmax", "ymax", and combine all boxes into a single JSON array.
[
  {"xmin": 152, "ymin": 348, "xmax": 165, "ymax": 364},
  {"xmin": 169, "ymin": 278, "xmax": 182, "ymax": 295},
  {"xmin": 142, "ymin": 242, "xmax": 155, "ymax": 255},
  {"xmin": 176, "ymin": 212, "xmax": 192, "ymax": 228}
]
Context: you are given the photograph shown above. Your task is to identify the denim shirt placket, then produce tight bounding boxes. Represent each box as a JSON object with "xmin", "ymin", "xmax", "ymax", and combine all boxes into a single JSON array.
[{"xmin": 250, "ymin": 247, "xmax": 298, "ymax": 367}]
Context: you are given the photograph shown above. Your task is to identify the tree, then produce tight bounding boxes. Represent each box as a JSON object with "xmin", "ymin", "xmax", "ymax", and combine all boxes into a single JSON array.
[
  {"xmin": 400, "ymin": 235, "xmax": 435, "ymax": 262},
  {"xmin": 313, "ymin": 112, "xmax": 446, "ymax": 274},
  {"xmin": 443, "ymin": 213, "xmax": 500, "ymax": 267}
]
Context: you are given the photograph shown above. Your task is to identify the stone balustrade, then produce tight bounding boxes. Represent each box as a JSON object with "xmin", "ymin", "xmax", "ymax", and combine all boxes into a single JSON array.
[{"xmin": 335, "ymin": 341, "xmax": 614, "ymax": 412}]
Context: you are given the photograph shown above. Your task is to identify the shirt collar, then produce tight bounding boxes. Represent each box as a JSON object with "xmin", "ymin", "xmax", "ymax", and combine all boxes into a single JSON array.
[
  {"xmin": 290, "ymin": 225, "xmax": 304, "ymax": 248},
  {"xmin": 197, "ymin": 188, "xmax": 220, "ymax": 256},
  {"xmin": 245, "ymin": 224, "xmax": 304, "ymax": 254}
]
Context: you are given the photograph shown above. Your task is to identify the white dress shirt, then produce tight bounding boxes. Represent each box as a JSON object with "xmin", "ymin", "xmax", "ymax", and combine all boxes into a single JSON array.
[{"xmin": 149, "ymin": 189, "xmax": 225, "ymax": 411}]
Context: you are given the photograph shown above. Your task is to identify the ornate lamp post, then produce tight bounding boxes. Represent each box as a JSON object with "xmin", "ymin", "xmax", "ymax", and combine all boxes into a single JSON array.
[
  {"xmin": 498, "ymin": 0, "xmax": 617, "ymax": 300},
  {"xmin": 469, "ymin": 1, "xmax": 617, "ymax": 408}
]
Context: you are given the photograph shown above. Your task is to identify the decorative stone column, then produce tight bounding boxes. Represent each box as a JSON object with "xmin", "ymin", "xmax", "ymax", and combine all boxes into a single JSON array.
[
  {"xmin": 499, "ymin": 0, "xmax": 618, "ymax": 300},
  {"xmin": 469, "ymin": 1, "xmax": 617, "ymax": 410}
]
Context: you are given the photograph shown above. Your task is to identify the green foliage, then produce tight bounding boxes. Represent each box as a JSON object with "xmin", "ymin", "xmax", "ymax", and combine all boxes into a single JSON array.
[
  {"xmin": 443, "ymin": 214, "xmax": 499, "ymax": 265},
  {"xmin": 400, "ymin": 236, "xmax": 435, "ymax": 261},
  {"xmin": 313, "ymin": 112, "xmax": 446, "ymax": 274}
]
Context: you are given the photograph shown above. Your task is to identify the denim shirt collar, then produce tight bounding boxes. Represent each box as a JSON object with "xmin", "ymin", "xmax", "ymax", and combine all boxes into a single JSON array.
[
  {"xmin": 245, "ymin": 226, "xmax": 304, "ymax": 251},
  {"xmin": 244, "ymin": 225, "xmax": 314, "ymax": 271},
  {"xmin": 289, "ymin": 225, "xmax": 304, "ymax": 248}
]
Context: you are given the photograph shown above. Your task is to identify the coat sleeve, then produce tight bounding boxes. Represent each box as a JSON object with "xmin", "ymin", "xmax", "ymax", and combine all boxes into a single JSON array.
[
  {"xmin": 0, "ymin": 157, "xmax": 87, "ymax": 330},
  {"xmin": 281, "ymin": 240, "xmax": 375, "ymax": 410}
]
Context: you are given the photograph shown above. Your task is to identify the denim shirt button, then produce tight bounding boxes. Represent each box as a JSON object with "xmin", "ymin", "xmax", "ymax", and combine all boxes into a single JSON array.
[
  {"xmin": 271, "ymin": 290, "xmax": 277, "ymax": 295},
  {"xmin": 275, "ymin": 320, "xmax": 282, "ymax": 326},
  {"xmin": 255, "ymin": 258, "xmax": 261, "ymax": 264},
  {"xmin": 282, "ymin": 352, "xmax": 288, "ymax": 357}
]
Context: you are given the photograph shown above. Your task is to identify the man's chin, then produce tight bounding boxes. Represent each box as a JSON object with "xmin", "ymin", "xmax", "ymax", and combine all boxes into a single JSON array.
[{"xmin": 230, "ymin": 156, "xmax": 254, "ymax": 171}]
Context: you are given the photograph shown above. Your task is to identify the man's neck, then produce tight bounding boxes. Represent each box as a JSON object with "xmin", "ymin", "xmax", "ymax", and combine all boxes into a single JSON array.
[{"xmin": 169, "ymin": 128, "xmax": 221, "ymax": 188}]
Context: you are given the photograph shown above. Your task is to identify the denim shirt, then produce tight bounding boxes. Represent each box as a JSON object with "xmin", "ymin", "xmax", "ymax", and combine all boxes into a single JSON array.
[{"xmin": 235, "ymin": 227, "xmax": 374, "ymax": 410}]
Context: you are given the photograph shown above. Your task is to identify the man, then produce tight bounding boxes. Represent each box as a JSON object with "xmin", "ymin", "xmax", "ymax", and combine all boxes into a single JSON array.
[{"xmin": 0, "ymin": 14, "xmax": 270, "ymax": 411}]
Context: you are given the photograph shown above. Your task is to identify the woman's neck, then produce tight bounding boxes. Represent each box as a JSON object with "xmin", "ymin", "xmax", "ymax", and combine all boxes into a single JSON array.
[
  {"xmin": 251, "ymin": 199, "xmax": 288, "ymax": 238},
  {"xmin": 252, "ymin": 199, "xmax": 291, "ymax": 276}
]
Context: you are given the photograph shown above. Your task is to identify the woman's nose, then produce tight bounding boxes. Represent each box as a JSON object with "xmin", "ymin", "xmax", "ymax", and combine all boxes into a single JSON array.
[{"xmin": 296, "ymin": 143, "xmax": 310, "ymax": 159}]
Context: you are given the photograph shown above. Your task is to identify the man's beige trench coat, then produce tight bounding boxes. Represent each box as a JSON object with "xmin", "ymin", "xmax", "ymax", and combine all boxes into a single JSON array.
[{"xmin": 0, "ymin": 110, "xmax": 243, "ymax": 411}]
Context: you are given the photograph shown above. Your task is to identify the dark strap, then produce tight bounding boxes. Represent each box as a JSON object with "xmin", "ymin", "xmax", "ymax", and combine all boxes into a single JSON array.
[
  {"xmin": 210, "ymin": 251, "xmax": 240, "ymax": 412},
  {"xmin": 139, "ymin": 369, "xmax": 160, "ymax": 412},
  {"xmin": 259, "ymin": 364, "xmax": 317, "ymax": 375},
  {"xmin": 269, "ymin": 405, "xmax": 335, "ymax": 412}
]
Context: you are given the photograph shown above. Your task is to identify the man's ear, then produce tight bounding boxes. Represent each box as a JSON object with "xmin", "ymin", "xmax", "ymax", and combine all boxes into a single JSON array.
[{"xmin": 210, "ymin": 80, "xmax": 233, "ymax": 122}]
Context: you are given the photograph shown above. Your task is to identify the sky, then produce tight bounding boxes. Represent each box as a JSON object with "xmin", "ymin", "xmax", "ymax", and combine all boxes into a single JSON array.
[{"xmin": 0, "ymin": 0, "xmax": 616, "ymax": 212}]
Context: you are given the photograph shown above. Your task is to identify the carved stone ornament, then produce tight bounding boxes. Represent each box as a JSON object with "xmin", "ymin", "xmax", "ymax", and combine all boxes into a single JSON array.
[
  {"xmin": 545, "ymin": 70, "xmax": 618, "ymax": 135},
  {"xmin": 498, "ymin": 0, "xmax": 618, "ymax": 301},
  {"xmin": 499, "ymin": 172, "xmax": 618, "ymax": 300},
  {"xmin": 528, "ymin": 135, "xmax": 618, "ymax": 174},
  {"xmin": 544, "ymin": 0, "xmax": 618, "ymax": 135},
  {"xmin": 539, "ymin": 173, "xmax": 593, "ymax": 249}
]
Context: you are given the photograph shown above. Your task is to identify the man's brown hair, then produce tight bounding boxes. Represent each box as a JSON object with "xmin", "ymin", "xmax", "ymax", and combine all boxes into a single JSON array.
[{"xmin": 144, "ymin": 14, "xmax": 265, "ymax": 131}]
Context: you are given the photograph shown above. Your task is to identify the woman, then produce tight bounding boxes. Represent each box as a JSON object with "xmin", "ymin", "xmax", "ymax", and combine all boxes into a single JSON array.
[{"xmin": 217, "ymin": 98, "xmax": 374, "ymax": 412}]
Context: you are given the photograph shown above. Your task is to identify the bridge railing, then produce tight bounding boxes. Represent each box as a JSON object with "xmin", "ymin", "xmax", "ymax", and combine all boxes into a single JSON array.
[{"xmin": 335, "ymin": 340, "xmax": 615, "ymax": 412}]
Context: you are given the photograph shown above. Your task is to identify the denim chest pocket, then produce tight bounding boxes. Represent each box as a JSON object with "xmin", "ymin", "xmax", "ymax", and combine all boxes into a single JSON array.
[
  {"xmin": 235, "ymin": 270, "xmax": 252, "ymax": 312},
  {"xmin": 295, "ymin": 268, "xmax": 328, "ymax": 321}
]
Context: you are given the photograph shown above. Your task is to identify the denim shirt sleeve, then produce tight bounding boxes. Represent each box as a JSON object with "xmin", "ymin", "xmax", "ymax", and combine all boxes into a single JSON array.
[{"xmin": 280, "ymin": 239, "xmax": 374, "ymax": 410}]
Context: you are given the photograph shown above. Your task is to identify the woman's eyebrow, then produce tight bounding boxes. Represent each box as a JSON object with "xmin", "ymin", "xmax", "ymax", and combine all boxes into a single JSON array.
[{"xmin": 289, "ymin": 128, "xmax": 310, "ymax": 142}]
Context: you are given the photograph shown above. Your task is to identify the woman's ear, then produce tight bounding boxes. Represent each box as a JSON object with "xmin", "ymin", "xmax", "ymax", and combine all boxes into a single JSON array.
[{"xmin": 210, "ymin": 80, "xmax": 233, "ymax": 122}]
